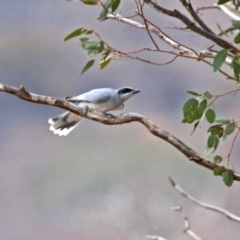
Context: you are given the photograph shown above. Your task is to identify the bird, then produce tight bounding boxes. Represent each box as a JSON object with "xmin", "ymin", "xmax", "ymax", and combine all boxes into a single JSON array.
[{"xmin": 48, "ymin": 87, "xmax": 140, "ymax": 136}]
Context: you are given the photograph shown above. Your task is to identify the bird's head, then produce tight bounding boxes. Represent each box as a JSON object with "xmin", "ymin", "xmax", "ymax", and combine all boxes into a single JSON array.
[{"xmin": 117, "ymin": 87, "xmax": 140, "ymax": 102}]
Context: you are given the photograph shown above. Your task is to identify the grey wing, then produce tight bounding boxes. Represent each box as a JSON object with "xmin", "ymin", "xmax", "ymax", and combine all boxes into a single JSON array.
[{"xmin": 66, "ymin": 90, "xmax": 111, "ymax": 103}]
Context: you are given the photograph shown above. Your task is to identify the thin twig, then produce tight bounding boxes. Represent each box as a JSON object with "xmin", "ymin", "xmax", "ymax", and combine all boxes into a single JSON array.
[
  {"xmin": 146, "ymin": 235, "xmax": 167, "ymax": 240},
  {"xmin": 170, "ymin": 206, "xmax": 202, "ymax": 240},
  {"xmin": 169, "ymin": 177, "xmax": 240, "ymax": 222}
]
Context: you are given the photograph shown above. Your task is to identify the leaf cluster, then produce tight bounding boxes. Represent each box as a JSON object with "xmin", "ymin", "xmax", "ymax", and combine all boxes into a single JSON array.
[
  {"xmin": 182, "ymin": 92, "xmax": 236, "ymax": 186},
  {"xmin": 64, "ymin": 28, "xmax": 112, "ymax": 74}
]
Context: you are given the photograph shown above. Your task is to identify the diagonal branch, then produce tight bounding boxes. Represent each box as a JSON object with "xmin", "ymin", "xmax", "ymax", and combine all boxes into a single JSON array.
[
  {"xmin": 181, "ymin": 0, "xmax": 215, "ymax": 35},
  {"xmin": 169, "ymin": 177, "xmax": 240, "ymax": 222},
  {"xmin": 143, "ymin": 0, "xmax": 240, "ymax": 54},
  {"xmin": 1, "ymin": 83, "xmax": 240, "ymax": 181}
]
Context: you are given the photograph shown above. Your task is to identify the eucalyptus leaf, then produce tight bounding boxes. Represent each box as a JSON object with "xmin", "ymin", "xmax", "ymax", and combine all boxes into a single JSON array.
[
  {"xmin": 215, "ymin": 116, "xmax": 231, "ymax": 124},
  {"xmin": 214, "ymin": 155, "xmax": 223, "ymax": 163},
  {"xmin": 112, "ymin": 0, "xmax": 120, "ymax": 12},
  {"xmin": 234, "ymin": 32, "xmax": 240, "ymax": 44},
  {"xmin": 213, "ymin": 49, "xmax": 228, "ymax": 72},
  {"xmin": 81, "ymin": 59, "xmax": 95, "ymax": 74},
  {"xmin": 217, "ymin": 0, "xmax": 231, "ymax": 4},
  {"xmin": 213, "ymin": 166, "xmax": 226, "ymax": 176},
  {"xmin": 222, "ymin": 171, "xmax": 234, "ymax": 187},
  {"xmin": 100, "ymin": 55, "xmax": 112, "ymax": 69},
  {"xmin": 231, "ymin": 54, "xmax": 240, "ymax": 81},
  {"xmin": 225, "ymin": 122, "xmax": 236, "ymax": 135},
  {"xmin": 206, "ymin": 109, "xmax": 216, "ymax": 123},
  {"xmin": 233, "ymin": 21, "xmax": 240, "ymax": 29},
  {"xmin": 64, "ymin": 28, "xmax": 93, "ymax": 41},
  {"xmin": 81, "ymin": 0, "xmax": 98, "ymax": 4}
]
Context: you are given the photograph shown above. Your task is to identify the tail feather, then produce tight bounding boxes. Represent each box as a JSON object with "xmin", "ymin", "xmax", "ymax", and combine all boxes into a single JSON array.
[{"xmin": 48, "ymin": 111, "xmax": 82, "ymax": 136}]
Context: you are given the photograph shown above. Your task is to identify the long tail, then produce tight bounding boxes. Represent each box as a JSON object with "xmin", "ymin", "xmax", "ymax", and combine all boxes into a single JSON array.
[{"xmin": 48, "ymin": 111, "xmax": 83, "ymax": 136}]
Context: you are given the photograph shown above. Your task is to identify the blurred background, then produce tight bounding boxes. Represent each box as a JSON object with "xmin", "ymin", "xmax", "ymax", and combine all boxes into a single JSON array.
[{"xmin": 1, "ymin": 1, "xmax": 240, "ymax": 239}]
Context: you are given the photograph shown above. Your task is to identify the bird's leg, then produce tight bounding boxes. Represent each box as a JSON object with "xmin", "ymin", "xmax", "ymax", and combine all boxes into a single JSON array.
[{"xmin": 84, "ymin": 106, "xmax": 89, "ymax": 116}]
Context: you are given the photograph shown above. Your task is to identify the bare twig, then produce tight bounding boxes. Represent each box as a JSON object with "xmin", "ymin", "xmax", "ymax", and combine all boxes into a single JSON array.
[
  {"xmin": 169, "ymin": 177, "xmax": 240, "ymax": 222},
  {"xmin": 170, "ymin": 206, "xmax": 202, "ymax": 240},
  {"xmin": 146, "ymin": 235, "xmax": 167, "ymax": 240},
  {"xmin": 107, "ymin": 13, "xmax": 235, "ymax": 80},
  {"xmin": 216, "ymin": 3, "xmax": 240, "ymax": 20},
  {"xmin": 218, "ymin": 27, "xmax": 235, "ymax": 37},
  {"xmin": 143, "ymin": 0, "xmax": 240, "ymax": 54},
  {"xmin": 139, "ymin": 1, "xmax": 160, "ymax": 50},
  {"xmin": 1, "ymin": 83, "xmax": 240, "ymax": 180}
]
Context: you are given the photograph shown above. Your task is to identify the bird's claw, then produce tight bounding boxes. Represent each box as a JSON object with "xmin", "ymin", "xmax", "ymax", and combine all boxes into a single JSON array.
[{"xmin": 105, "ymin": 113, "xmax": 116, "ymax": 119}]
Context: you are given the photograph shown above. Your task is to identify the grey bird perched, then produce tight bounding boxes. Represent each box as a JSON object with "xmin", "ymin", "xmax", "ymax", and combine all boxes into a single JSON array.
[{"xmin": 48, "ymin": 87, "xmax": 140, "ymax": 136}]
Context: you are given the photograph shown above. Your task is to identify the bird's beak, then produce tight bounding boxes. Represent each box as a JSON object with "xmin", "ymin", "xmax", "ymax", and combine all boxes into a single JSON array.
[{"xmin": 133, "ymin": 89, "xmax": 140, "ymax": 94}]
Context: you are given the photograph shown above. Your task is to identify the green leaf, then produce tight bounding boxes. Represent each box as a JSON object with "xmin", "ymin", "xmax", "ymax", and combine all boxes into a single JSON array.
[
  {"xmin": 100, "ymin": 55, "xmax": 112, "ymax": 69},
  {"xmin": 213, "ymin": 166, "xmax": 226, "ymax": 176},
  {"xmin": 215, "ymin": 116, "xmax": 231, "ymax": 125},
  {"xmin": 204, "ymin": 91, "xmax": 212, "ymax": 99},
  {"xmin": 81, "ymin": 60, "xmax": 95, "ymax": 74},
  {"xmin": 98, "ymin": 41, "xmax": 105, "ymax": 53},
  {"xmin": 80, "ymin": 39, "xmax": 99, "ymax": 50},
  {"xmin": 182, "ymin": 98, "xmax": 200, "ymax": 123},
  {"xmin": 208, "ymin": 124, "xmax": 224, "ymax": 137},
  {"xmin": 231, "ymin": 54, "xmax": 240, "ymax": 81},
  {"xmin": 225, "ymin": 122, "xmax": 236, "ymax": 135},
  {"xmin": 206, "ymin": 109, "xmax": 216, "ymax": 123},
  {"xmin": 183, "ymin": 98, "xmax": 198, "ymax": 112},
  {"xmin": 191, "ymin": 121, "xmax": 199, "ymax": 135},
  {"xmin": 195, "ymin": 100, "xmax": 207, "ymax": 120},
  {"xmin": 111, "ymin": 0, "xmax": 120, "ymax": 12},
  {"xmin": 187, "ymin": 91, "xmax": 202, "ymax": 96},
  {"xmin": 81, "ymin": 0, "xmax": 98, "ymax": 5},
  {"xmin": 64, "ymin": 28, "xmax": 93, "ymax": 41},
  {"xmin": 217, "ymin": 0, "xmax": 231, "ymax": 4},
  {"xmin": 222, "ymin": 171, "xmax": 234, "ymax": 187},
  {"xmin": 207, "ymin": 134, "xmax": 219, "ymax": 148},
  {"xmin": 199, "ymin": 99, "xmax": 207, "ymax": 112},
  {"xmin": 214, "ymin": 155, "xmax": 223, "ymax": 163},
  {"xmin": 233, "ymin": 21, "xmax": 240, "ymax": 29},
  {"xmin": 234, "ymin": 32, "xmax": 240, "ymax": 44},
  {"xmin": 204, "ymin": 146, "xmax": 215, "ymax": 156},
  {"xmin": 98, "ymin": 0, "xmax": 112, "ymax": 21},
  {"xmin": 88, "ymin": 48, "xmax": 101, "ymax": 57},
  {"xmin": 213, "ymin": 49, "xmax": 228, "ymax": 72},
  {"xmin": 222, "ymin": 132, "xmax": 228, "ymax": 142}
]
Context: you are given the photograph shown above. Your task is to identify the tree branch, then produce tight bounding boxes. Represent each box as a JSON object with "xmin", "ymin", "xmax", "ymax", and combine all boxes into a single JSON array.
[
  {"xmin": 1, "ymin": 83, "xmax": 240, "ymax": 181},
  {"xmin": 146, "ymin": 235, "xmax": 167, "ymax": 240},
  {"xmin": 143, "ymin": 0, "xmax": 240, "ymax": 54},
  {"xmin": 181, "ymin": 0, "xmax": 215, "ymax": 35},
  {"xmin": 107, "ymin": 13, "xmax": 235, "ymax": 80},
  {"xmin": 169, "ymin": 177, "xmax": 240, "ymax": 222}
]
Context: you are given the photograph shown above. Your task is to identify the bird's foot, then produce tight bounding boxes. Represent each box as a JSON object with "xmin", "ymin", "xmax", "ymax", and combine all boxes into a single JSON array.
[{"xmin": 105, "ymin": 113, "xmax": 116, "ymax": 119}]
